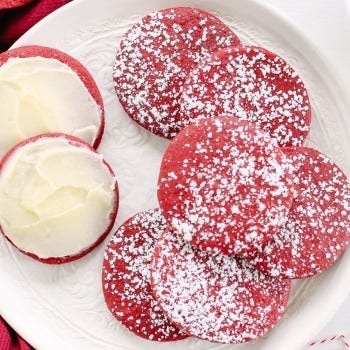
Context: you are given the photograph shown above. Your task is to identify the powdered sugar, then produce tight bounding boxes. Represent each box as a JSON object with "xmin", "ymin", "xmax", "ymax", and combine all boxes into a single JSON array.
[
  {"xmin": 113, "ymin": 7, "xmax": 241, "ymax": 138},
  {"xmin": 179, "ymin": 46, "xmax": 311, "ymax": 146},
  {"xmin": 157, "ymin": 116, "xmax": 294, "ymax": 255},
  {"xmin": 102, "ymin": 209, "xmax": 187, "ymax": 341},
  {"xmin": 245, "ymin": 147, "xmax": 350, "ymax": 278},
  {"xmin": 150, "ymin": 228, "xmax": 291, "ymax": 344}
]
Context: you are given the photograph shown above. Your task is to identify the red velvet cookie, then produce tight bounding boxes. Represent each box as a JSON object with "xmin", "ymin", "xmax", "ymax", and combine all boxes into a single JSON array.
[
  {"xmin": 150, "ymin": 229, "xmax": 291, "ymax": 344},
  {"xmin": 0, "ymin": 133, "xmax": 119, "ymax": 264},
  {"xmin": 245, "ymin": 147, "xmax": 350, "ymax": 279},
  {"xmin": 113, "ymin": 7, "xmax": 241, "ymax": 139},
  {"xmin": 179, "ymin": 46, "xmax": 311, "ymax": 147},
  {"xmin": 102, "ymin": 209, "xmax": 187, "ymax": 341},
  {"xmin": 157, "ymin": 116, "xmax": 294, "ymax": 255},
  {"xmin": 0, "ymin": 45, "xmax": 105, "ymax": 153}
]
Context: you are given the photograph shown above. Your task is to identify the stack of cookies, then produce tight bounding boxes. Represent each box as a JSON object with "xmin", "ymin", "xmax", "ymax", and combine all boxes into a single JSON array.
[{"xmin": 103, "ymin": 6, "xmax": 350, "ymax": 345}]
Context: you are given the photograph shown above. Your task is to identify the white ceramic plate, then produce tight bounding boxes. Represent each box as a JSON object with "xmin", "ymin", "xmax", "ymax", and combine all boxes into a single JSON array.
[{"xmin": 1, "ymin": 0, "xmax": 350, "ymax": 349}]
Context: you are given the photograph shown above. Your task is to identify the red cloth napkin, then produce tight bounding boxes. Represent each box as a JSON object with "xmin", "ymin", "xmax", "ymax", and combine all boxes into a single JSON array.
[
  {"xmin": 0, "ymin": 317, "xmax": 32, "ymax": 350},
  {"xmin": 0, "ymin": 0, "xmax": 71, "ymax": 51}
]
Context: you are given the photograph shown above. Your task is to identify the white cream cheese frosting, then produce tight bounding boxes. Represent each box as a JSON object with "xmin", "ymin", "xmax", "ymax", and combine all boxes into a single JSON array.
[
  {"xmin": 0, "ymin": 56, "xmax": 102, "ymax": 158},
  {"xmin": 0, "ymin": 136, "xmax": 117, "ymax": 259}
]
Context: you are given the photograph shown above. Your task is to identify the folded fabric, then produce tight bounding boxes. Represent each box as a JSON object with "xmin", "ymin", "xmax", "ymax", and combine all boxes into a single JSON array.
[
  {"xmin": 0, "ymin": 0, "xmax": 71, "ymax": 51},
  {"xmin": 0, "ymin": 0, "xmax": 34, "ymax": 10},
  {"xmin": 0, "ymin": 317, "xmax": 32, "ymax": 350}
]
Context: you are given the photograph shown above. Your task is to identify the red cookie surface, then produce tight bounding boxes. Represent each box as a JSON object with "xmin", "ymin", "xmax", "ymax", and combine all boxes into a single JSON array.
[
  {"xmin": 179, "ymin": 46, "xmax": 311, "ymax": 147},
  {"xmin": 102, "ymin": 209, "xmax": 187, "ymax": 342},
  {"xmin": 113, "ymin": 7, "xmax": 241, "ymax": 139},
  {"xmin": 0, "ymin": 45, "xmax": 105, "ymax": 149},
  {"xmin": 245, "ymin": 147, "xmax": 350, "ymax": 279},
  {"xmin": 0, "ymin": 133, "xmax": 119, "ymax": 264},
  {"xmin": 150, "ymin": 229, "xmax": 291, "ymax": 344},
  {"xmin": 157, "ymin": 116, "xmax": 294, "ymax": 255}
]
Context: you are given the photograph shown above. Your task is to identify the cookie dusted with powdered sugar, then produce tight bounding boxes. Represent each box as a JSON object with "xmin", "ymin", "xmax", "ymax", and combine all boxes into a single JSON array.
[
  {"xmin": 150, "ymin": 229, "xmax": 291, "ymax": 344},
  {"xmin": 113, "ymin": 7, "xmax": 241, "ymax": 138},
  {"xmin": 102, "ymin": 209, "xmax": 187, "ymax": 341},
  {"xmin": 245, "ymin": 147, "xmax": 350, "ymax": 279},
  {"xmin": 179, "ymin": 46, "xmax": 311, "ymax": 146},
  {"xmin": 157, "ymin": 116, "xmax": 294, "ymax": 255}
]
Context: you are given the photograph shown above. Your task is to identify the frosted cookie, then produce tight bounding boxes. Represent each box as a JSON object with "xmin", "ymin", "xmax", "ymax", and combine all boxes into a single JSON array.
[
  {"xmin": 113, "ymin": 7, "xmax": 241, "ymax": 139},
  {"xmin": 0, "ymin": 45, "xmax": 104, "ymax": 158},
  {"xmin": 150, "ymin": 229, "xmax": 291, "ymax": 344},
  {"xmin": 102, "ymin": 209, "xmax": 187, "ymax": 341},
  {"xmin": 0, "ymin": 133, "xmax": 119, "ymax": 264},
  {"xmin": 157, "ymin": 116, "xmax": 294, "ymax": 255},
  {"xmin": 245, "ymin": 147, "xmax": 350, "ymax": 278},
  {"xmin": 180, "ymin": 46, "xmax": 311, "ymax": 146}
]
